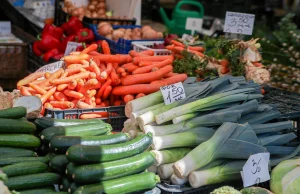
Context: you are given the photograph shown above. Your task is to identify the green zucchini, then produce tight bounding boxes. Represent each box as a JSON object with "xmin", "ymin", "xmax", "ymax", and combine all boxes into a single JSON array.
[
  {"xmin": 49, "ymin": 155, "xmax": 69, "ymax": 173},
  {"xmin": 34, "ymin": 117, "xmax": 104, "ymax": 130},
  {"xmin": 0, "ymin": 157, "xmax": 49, "ymax": 167},
  {"xmin": 2, "ymin": 162, "xmax": 48, "ymax": 177},
  {"xmin": 73, "ymin": 151, "xmax": 155, "ymax": 184},
  {"xmin": 19, "ymin": 187, "xmax": 55, "ymax": 194},
  {"xmin": 0, "ymin": 171, "xmax": 8, "ymax": 181},
  {"xmin": 0, "ymin": 119, "xmax": 36, "ymax": 134},
  {"xmin": 69, "ymin": 182, "xmax": 81, "ymax": 194},
  {"xmin": 4, "ymin": 173, "xmax": 61, "ymax": 190},
  {"xmin": 66, "ymin": 163, "xmax": 78, "ymax": 179},
  {"xmin": 67, "ymin": 134, "xmax": 152, "ymax": 164},
  {"xmin": 0, "ymin": 134, "xmax": 40, "ymax": 148},
  {"xmin": 45, "ymin": 192, "xmax": 68, "ymax": 194},
  {"xmin": 0, "ymin": 147, "xmax": 37, "ymax": 158},
  {"xmin": 50, "ymin": 133, "xmax": 130, "ymax": 152},
  {"xmin": 60, "ymin": 177, "xmax": 71, "ymax": 192},
  {"xmin": 0, "ymin": 107, "xmax": 26, "ymax": 119},
  {"xmin": 41, "ymin": 123, "xmax": 112, "ymax": 142},
  {"xmin": 74, "ymin": 172, "xmax": 160, "ymax": 194}
]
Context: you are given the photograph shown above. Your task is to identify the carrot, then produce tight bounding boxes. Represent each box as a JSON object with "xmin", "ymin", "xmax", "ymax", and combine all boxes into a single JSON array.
[
  {"xmin": 164, "ymin": 72, "xmax": 178, "ymax": 78},
  {"xmin": 122, "ymin": 65, "xmax": 173, "ymax": 86},
  {"xmin": 174, "ymin": 54, "xmax": 183, "ymax": 59},
  {"xmin": 31, "ymin": 79, "xmax": 45, "ymax": 85},
  {"xmin": 87, "ymin": 89, "xmax": 97, "ymax": 97},
  {"xmin": 84, "ymin": 96, "xmax": 93, "ymax": 105},
  {"xmin": 48, "ymin": 96, "xmax": 55, "ymax": 101},
  {"xmin": 76, "ymin": 79, "xmax": 85, "ymax": 91},
  {"xmin": 40, "ymin": 68, "xmax": 64, "ymax": 87},
  {"xmin": 110, "ymin": 68, "xmax": 119, "ymax": 84},
  {"xmin": 35, "ymin": 94, "xmax": 42, "ymax": 98},
  {"xmin": 57, "ymin": 84, "xmax": 68, "ymax": 91},
  {"xmin": 91, "ymin": 81, "xmax": 102, "ymax": 90},
  {"xmin": 40, "ymin": 106, "xmax": 45, "ymax": 116},
  {"xmin": 150, "ymin": 73, "xmax": 188, "ymax": 86},
  {"xmin": 81, "ymin": 44, "xmax": 98, "ymax": 54},
  {"xmin": 132, "ymin": 55, "xmax": 173, "ymax": 65},
  {"xmin": 60, "ymin": 72, "xmax": 69, "ymax": 79},
  {"xmin": 67, "ymin": 64, "xmax": 82, "ymax": 69},
  {"xmin": 171, "ymin": 40, "xmax": 185, "ymax": 47},
  {"xmin": 117, "ymin": 67, "xmax": 125, "ymax": 74},
  {"xmin": 44, "ymin": 72, "xmax": 51, "ymax": 79},
  {"xmin": 65, "ymin": 67, "xmax": 84, "ymax": 76},
  {"xmin": 139, "ymin": 61, "xmax": 157, "ymax": 67},
  {"xmin": 140, "ymin": 50, "xmax": 155, "ymax": 56},
  {"xmin": 123, "ymin": 94, "xmax": 134, "ymax": 103},
  {"xmin": 17, "ymin": 72, "xmax": 44, "ymax": 88},
  {"xmin": 63, "ymin": 54, "xmax": 90, "ymax": 64},
  {"xmin": 221, "ymin": 66, "xmax": 230, "ymax": 74},
  {"xmin": 129, "ymin": 50, "xmax": 141, "ymax": 58},
  {"xmin": 102, "ymin": 86, "xmax": 112, "ymax": 100},
  {"xmin": 94, "ymin": 54, "xmax": 132, "ymax": 64},
  {"xmin": 114, "ymin": 100, "xmax": 124, "ymax": 106},
  {"xmin": 54, "ymin": 92, "xmax": 68, "ymax": 101},
  {"xmin": 173, "ymin": 46, "xmax": 204, "ymax": 57},
  {"xmin": 20, "ymin": 86, "xmax": 32, "ymax": 96},
  {"xmin": 112, "ymin": 84, "xmax": 163, "ymax": 95},
  {"xmin": 121, "ymin": 63, "xmax": 139, "ymax": 73},
  {"xmin": 220, "ymin": 59, "xmax": 229, "ymax": 67},
  {"xmin": 81, "ymin": 60, "xmax": 89, "ymax": 66},
  {"xmin": 100, "ymin": 63, "xmax": 113, "ymax": 79},
  {"xmin": 51, "ymin": 71, "xmax": 90, "ymax": 85},
  {"xmin": 89, "ymin": 72, "xmax": 96, "ymax": 79},
  {"xmin": 72, "ymin": 99, "xmax": 79, "ymax": 106},
  {"xmin": 68, "ymin": 79, "xmax": 77, "ymax": 90},
  {"xmin": 133, "ymin": 59, "xmax": 173, "ymax": 75},
  {"xmin": 136, "ymin": 93, "xmax": 145, "ymax": 98},
  {"xmin": 89, "ymin": 59, "xmax": 101, "ymax": 80},
  {"xmin": 188, "ymin": 46, "xmax": 205, "ymax": 52},
  {"xmin": 64, "ymin": 89, "xmax": 84, "ymax": 99},
  {"xmin": 50, "ymin": 101, "xmax": 75, "ymax": 109},
  {"xmin": 28, "ymin": 83, "xmax": 47, "ymax": 95},
  {"xmin": 79, "ymin": 79, "xmax": 98, "ymax": 94},
  {"xmin": 101, "ymin": 40, "xmax": 111, "ymax": 54},
  {"xmin": 166, "ymin": 45, "xmax": 175, "ymax": 50},
  {"xmin": 40, "ymin": 87, "xmax": 57, "ymax": 104},
  {"xmin": 121, "ymin": 72, "xmax": 127, "ymax": 77},
  {"xmin": 77, "ymin": 101, "xmax": 93, "ymax": 109},
  {"xmin": 96, "ymin": 79, "xmax": 112, "ymax": 98},
  {"xmin": 80, "ymin": 113, "xmax": 103, "ymax": 119},
  {"xmin": 44, "ymin": 103, "xmax": 53, "ymax": 109},
  {"xmin": 95, "ymin": 98, "xmax": 101, "ymax": 104},
  {"xmin": 70, "ymin": 51, "xmax": 81, "ymax": 55}
]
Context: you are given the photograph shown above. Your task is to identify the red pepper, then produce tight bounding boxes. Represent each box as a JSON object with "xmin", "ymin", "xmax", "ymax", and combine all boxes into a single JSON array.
[
  {"xmin": 76, "ymin": 42, "xmax": 87, "ymax": 51},
  {"xmin": 61, "ymin": 17, "xmax": 84, "ymax": 36},
  {"xmin": 33, "ymin": 41, "xmax": 43, "ymax": 56},
  {"xmin": 52, "ymin": 53, "xmax": 64, "ymax": 60},
  {"xmin": 77, "ymin": 28, "xmax": 95, "ymax": 43},
  {"xmin": 60, "ymin": 35, "xmax": 76, "ymax": 53},
  {"xmin": 41, "ymin": 24, "xmax": 64, "ymax": 40},
  {"xmin": 43, "ymin": 48, "xmax": 59, "ymax": 62},
  {"xmin": 38, "ymin": 34, "xmax": 60, "ymax": 52}
]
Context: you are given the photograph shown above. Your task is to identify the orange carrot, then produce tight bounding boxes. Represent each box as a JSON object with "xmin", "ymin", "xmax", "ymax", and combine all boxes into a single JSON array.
[
  {"xmin": 133, "ymin": 59, "xmax": 173, "ymax": 74},
  {"xmin": 57, "ymin": 84, "xmax": 68, "ymax": 91},
  {"xmin": 150, "ymin": 73, "xmax": 188, "ymax": 86},
  {"xmin": 102, "ymin": 86, "xmax": 112, "ymax": 100},
  {"xmin": 89, "ymin": 72, "xmax": 96, "ymax": 79},
  {"xmin": 112, "ymin": 84, "xmax": 163, "ymax": 95},
  {"xmin": 121, "ymin": 72, "xmax": 127, "ymax": 77},
  {"xmin": 68, "ymin": 79, "xmax": 77, "ymax": 90},
  {"xmin": 87, "ymin": 89, "xmax": 97, "ymax": 97},
  {"xmin": 94, "ymin": 54, "xmax": 132, "ymax": 64},
  {"xmin": 28, "ymin": 83, "xmax": 47, "ymax": 95},
  {"xmin": 166, "ymin": 45, "xmax": 175, "ymax": 50},
  {"xmin": 171, "ymin": 40, "xmax": 185, "ymax": 47},
  {"xmin": 77, "ymin": 101, "xmax": 93, "ymax": 109},
  {"xmin": 79, "ymin": 79, "xmax": 98, "ymax": 94},
  {"xmin": 44, "ymin": 102, "xmax": 53, "ymax": 109},
  {"xmin": 80, "ymin": 113, "xmax": 103, "ymax": 119},
  {"xmin": 44, "ymin": 72, "xmax": 51, "ymax": 79},
  {"xmin": 76, "ymin": 79, "xmax": 85, "ymax": 91},
  {"xmin": 114, "ymin": 100, "xmax": 124, "ymax": 106},
  {"xmin": 72, "ymin": 99, "xmax": 79, "ymax": 106},
  {"xmin": 95, "ymin": 98, "xmax": 101, "ymax": 104},
  {"xmin": 50, "ymin": 101, "xmax": 75, "ymax": 109},
  {"xmin": 17, "ymin": 72, "xmax": 44, "ymax": 88},
  {"xmin": 220, "ymin": 59, "xmax": 229, "ymax": 67},
  {"xmin": 96, "ymin": 79, "xmax": 112, "ymax": 98},
  {"xmin": 67, "ymin": 64, "xmax": 82, "ymax": 69},
  {"xmin": 132, "ymin": 55, "xmax": 173, "ymax": 65},
  {"xmin": 81, "ymin": 44, "xmax": 98, "ymax": 54},
  {"xmin": 110, "ymin": 68, "xmax": 119, "ymax": 84},
  {"xmin": 101, "ymin": 40, "xmax": 111, "ymax": 54},
  {"xmin": 20, "ymin": 86, "xmax": 32, "ymax": 96},
  {"xmin": 40, "ymin": 106, "xmax": 45, "ymax": 116},
  {"xmin": 65, "ymin": 67, "xmax": 84, "ymax": 76},
  {"xmin": 51, "ymin": 71, "xmax": 90, "ymax": 85},
  {"xmin": 100, "ymin": 63, "xmax": 113, "ymax": 79},
  {"xmin": 136, "ymin": 93, "xmax": 145, "ymax": 98},
  {"xmin": 48, "ymin": 96, "xmax": 55, "ymax": 101},
  {"xmin": 84, "ymin": 96, "xmax": 93, "ymax": 105},
  {"xmin": 40, "ymin": 87, "xmax": 57, "ymax": 104},
  {"xmin": 122, "ymin": 65, "xmax": 173, "ymax": 85},
  {"xmin": 121, "ymin": 63, "xmax": 139, "ymax": 73},
  {"xmin": 139, "ymin": 61, "xmax": 158, "ymax": 67},
  {"xmin": 129, "ymin": 50, "xmax": 141, "ymax": 58},
  {"xmin": 140, "ymin": 50, "xmax": 155, "ymax": 56},
  {"xmin": 63, "ymin": 54, "xmax": 90, "ymax": 64},
  {"xmin": 123, "ymin": 94, "xmax": 134, "ymax": 103},
  {"xmin": 188, "ymin": 46, "xmax": 205, "ymax": 52},
  {"xmin": 81, "ymin": 60, "xmax": 89, "ymax": 66},
  {"xmin": 64, "ymin": 89, "xmax": 84, "ymax": 99},
  {"xmin": 221, "ymin": 66, "xmax": 230, "ymax": 74},
  {"xmin": 174, "ymin": 54, "xmax": 183, "ymax": 59},
  {"xmin": 70, "ymin": 51, "xmax": 81, "ymax": 55},
  {"xmin": 54, "ymin": 92, "xmax": 68, "ymax": 101},
  {"xmin": 31, "ymin": 79, "xmax": 45, "ymax": 85},
  {"xmin": 89, "ymin": 59, "xmax": 101, "ymax": 80},
  {"xmin": 164, "ymin": 72, "xmax": 178, "ymax": 78},
  {"xmin": 117, "ymin": 67, "xmax": 125, "ymax": 74},
  {"xmin": 60, "ymin": 71, "xmax": 69, "ymax": 79},
  {"xmin": 40, "ymin": 68, "xmax": 64, "ymax": 87}
]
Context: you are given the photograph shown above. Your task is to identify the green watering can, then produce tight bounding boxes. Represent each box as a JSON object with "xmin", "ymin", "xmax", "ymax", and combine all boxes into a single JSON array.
[{"xmin": 160, "ymin": 0, "xmax": 204, "ymax": 35}]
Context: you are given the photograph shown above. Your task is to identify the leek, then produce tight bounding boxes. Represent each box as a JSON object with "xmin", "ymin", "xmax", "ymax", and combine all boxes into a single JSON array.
[
  {"xmin": 151, "ymin": 148, "xmax": 192, "ymax": 166},
  {"xmin": 173, "ymin": 122, "xmax": 266, "ymax": 178},
  {"xmin": 171, "ymin": 174, "xmax": 188, "ymax": 185},
  {"xmin": 259, "ymin": 133, "xmax": 296, "ymax": 146},
  {"xmin": 270, "ymin": 144, "xmax": 300, "ymax": 166},
  {"xmin": 147, "ymin": 165, "xmax": 158, "ymax": 174},
  {"xmin": 157, "ymin": 163, "xmax": 174, "ymax": 179},
  {"xmin": 250, "ymin": 121, "xmax": 293, "ymax": 134},
  {"xmin": 130, "ymin": 103, "xmax": 164, "ymax": 124},
  {"xmin": 188, "ymin": 160, "xmax": 245, "ymax": 188},
  {"xmin": 152, "ymin": 127, "xmax": 215, "ymax": 150},
  {"xmin": 266, "ymin": 146, "xmax": 299, "ymax": 156},
  {"xmin": 238, "ymin": 109, "xmax": 281, "ymax": 124},
  {"xmin": 172, "ymin": 113, "xmax": 199, "ymax": 124}
]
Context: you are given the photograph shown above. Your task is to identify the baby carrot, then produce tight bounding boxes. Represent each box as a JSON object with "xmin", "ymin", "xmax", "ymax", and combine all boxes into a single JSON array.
[
  {"xmin": 102, "ymin": 86, "xmax": 112, "ymax": 100},
  {"xmin": 68, "ymin": 79, "xmax": 77, "ymax": 90},
  {"xmin": 64, "ymin": 89, "xmax": 84, "ymax": 99},
  {"xmin": 54, "ymin": 91, "xmax": 68, "ymax": 101},
  {"xmin": 51, "ymin": 71, "xmax": 90, "ymax": 85},
  {"xmin": 28, "ymin": 83, "xmax": 47, "ymax": 95},
  {"xmin": 81, "ymin": 44, "xmax": 98, "ymax": 54},
  {"xmin": 101, "ymin": 40, "xmax": 111, "ymax": 54},
  {"xmin": 50, "ymin": 101, "xmax": 75, "ymax": 109},
  {"xmin": 41, "ymin": 87, "xmax": 57, "ymax": 104}
]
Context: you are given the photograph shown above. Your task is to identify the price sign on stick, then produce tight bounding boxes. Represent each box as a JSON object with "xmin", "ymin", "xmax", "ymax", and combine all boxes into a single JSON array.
[
  {"xmin": 160, "ymin": 82, "xmax": 186, "ymax": 105},
  {"xmin": 241, "ymin": 153, "xmax": 270, "ymax": 187},
  {"xmin": 224, "ymin": 12, "xmax": 255, "ymax": 35},
  {"xmin": 0, "ymin": 21, "xmax": 11, "ymax": 36},
  {"xmin": 185, "ymin": 18, "xmax": 203, "ymax": 35},
  {"xmin": 35, "ymin": 61, "xmax": 65, "ymax": 74},
  {"xmin": 64, "ymin": 41, "xmax": 81, "ymax": 56}
]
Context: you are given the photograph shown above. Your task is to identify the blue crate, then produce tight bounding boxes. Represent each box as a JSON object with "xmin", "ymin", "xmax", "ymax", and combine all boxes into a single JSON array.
[{"xmin": 90, "ymin": 24, "xmax": 163, "ymax": 54}]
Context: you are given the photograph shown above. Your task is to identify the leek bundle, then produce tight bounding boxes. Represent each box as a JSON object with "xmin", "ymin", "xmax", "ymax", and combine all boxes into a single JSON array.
[
  {"xmin": 151, "ymin": 148, "xmax": 192, "ymax": 166},
  {"xmin": 173, "ymin": 122, "xmax": 266, "ymax": 178}
]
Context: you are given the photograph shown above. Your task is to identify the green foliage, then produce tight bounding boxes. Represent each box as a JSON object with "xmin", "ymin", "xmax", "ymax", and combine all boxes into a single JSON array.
[{"xmin": 211, "ymin": 186, "xmax": 241, "ymax": 194}]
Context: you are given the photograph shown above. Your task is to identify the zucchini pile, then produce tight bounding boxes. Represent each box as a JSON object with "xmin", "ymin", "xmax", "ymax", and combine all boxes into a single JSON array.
[{"xmin": 0, "ymin": 107, "xmax": 61, "ymax": 193}]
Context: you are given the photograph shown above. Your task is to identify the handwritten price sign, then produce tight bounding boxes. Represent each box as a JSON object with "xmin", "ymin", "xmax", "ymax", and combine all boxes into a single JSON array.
[
  {"xmin": 35, "ymin": 61, "xmax": 65, "ymax": 74},
  {"xmin": 160, "ymin": 82, "xmax": 186, "ymax": 105},
  {"xmin": 241, "ymin": 153, "xmax": 270, "ymax": 187},
  {"xmin": 224, "ymin": 12, "xmax": 255, "ymax": 35},
  {"xmin": 0, "ymin": 21, "xmax": 11, "ymax": 36},
  {"xmin": 64, "ymin": 41, "xmax": 81, "ymax": 56}
]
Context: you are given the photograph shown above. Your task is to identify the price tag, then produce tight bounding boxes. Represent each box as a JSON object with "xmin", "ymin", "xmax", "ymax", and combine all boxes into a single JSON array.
[
  {"xmin": 160, "ymin": 82, "xmax": 186, "ymax": 105},
  {"xmin": 64, "ymin": 41, "xmax": 81, "ymax": 56},
  {"xmin": 182, "ymin": 34, "xmax": 195, "ymax": 43},
  {"xmin": 224, "ymin": 11, "xmax": 255, "ymax": 35},
  {"xmin": 241, "ymin": 153, "xmax": 270, "ymax": 187},
  {"xmin": 0, "ymin": 22, "xmax": 11, "ymax": 36},
  {"xmin": 185, "ymin": 18, "xmax": 203, "ymax": 35},
  {"xmin": 35, "ymin": 61, "xmax": 65, "ymax": 74}
]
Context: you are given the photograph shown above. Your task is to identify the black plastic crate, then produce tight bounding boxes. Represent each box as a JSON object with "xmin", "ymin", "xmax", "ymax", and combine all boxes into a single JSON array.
[{"xmin": 44, "ymin": 106, "xmax": 127, "ymax": 131}]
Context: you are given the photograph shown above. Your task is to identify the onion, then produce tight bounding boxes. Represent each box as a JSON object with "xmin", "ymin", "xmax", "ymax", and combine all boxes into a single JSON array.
[
  {"xmin": 131, "ymin": 35, "xmax": 141, "ymax": 40},
  {"xmin": 98, "ymin": 9, "xmax": 105, "ymax": 16},
  {"xmin": 142, "ymin": 29, "xmax": 158, "ymax": 39},
  {"xmin": 71, "ymin": 9, "xmax": 79, "ymax": 16},
  {"xmin": 98, "ymin": 24, "xmax": 113, "ymax": 36},
  {"xmin": 105, "ymin": 34, "xmax": 112, "ymax": 39},
  {"xmin": 132, "ymin": 28, "xmax": 141, "ymax": 34},
  {"xmin": 112, "ymin": 30, "xmax": 125, "ymax": 40},
  {"xmin": 91, "ymin": 1, "xmax": 98, "ymax": 5},
  {"xmin": 157, "ymin": 32, "xmax": 163, "ymax": 39},
  {"xmin": 88, "ymin": 4, "xmax": 95, "ymax": 11},
  {"xmin": 98, "ymin": 2, "xmax": 106, "ymax": 9},
  {"xmin": 142, "ymin": 26, "xmax": 152, "ymax": 33},
  {"xmin": 98, "ymin": 22, "xmax": 109, "ymax": 28},
  {"xmin": 92, "ymin": 12, "xmax": 98, "ymax": 18},
  {"xmin": 118, "ymin": 28, "xmax": 126, "ymax": 32}
]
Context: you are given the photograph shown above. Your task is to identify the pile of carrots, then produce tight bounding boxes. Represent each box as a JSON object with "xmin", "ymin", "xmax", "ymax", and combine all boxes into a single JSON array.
[
  {"xmin": 165, "ymin": 40, "xmax": 205, "ymax": 59},
  {"xmin": 17, "ymin": 40, "xmax": 188, "ymax": 116}
]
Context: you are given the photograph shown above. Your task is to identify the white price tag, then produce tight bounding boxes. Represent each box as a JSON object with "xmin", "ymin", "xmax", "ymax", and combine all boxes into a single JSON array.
[
  {"xmin": 0, "ymin": 22, "xmax": 11, "ymax": 36},
  {"xmin": 160, "ymin": 82, "xmax": 186, "ymax": 105},
  {"xmin": 241, "ymin": 153, "xmax": 270, "ymax": 187},
  {"xmin": 35, "ymin": 61, "xmax": 65, "ymax": 73},
  {"xmin": 185, "ymin": 18, "xmax": 203, "ymax": 35},
  {"xmin": 182, "ymin": 34, "xmax": 195, "ymax": 43},
  {"xmin": 224, "ymin": 12, "xmax": 255, "ymax": 35},
  {"xmin": 64, "ymin": 41, "xmax": 81, "ymax": 56}
]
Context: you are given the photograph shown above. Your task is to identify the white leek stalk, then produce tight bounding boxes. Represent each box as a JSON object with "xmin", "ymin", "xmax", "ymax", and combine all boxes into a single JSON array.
[
  {"xmin": 172, "ymin": 113, "xmax": 198, "ymax": 124},
  {"xmin": 151, "ymin": 148, "xmax": 192, "ymax": 166},
  {"xmin": 147, "ymin": 165, "xmax": 158, "ymax": 174},
  {"xmin": 171, "ymin": 174, "xmax": 188, "ymax": 185},
  {"xmin": 130, "ymin": 103, "xmax": 164, "ymax": 124},
  {"xmin": 157, "ymin": 163, "xmax": 174, "ymax": 179}
]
